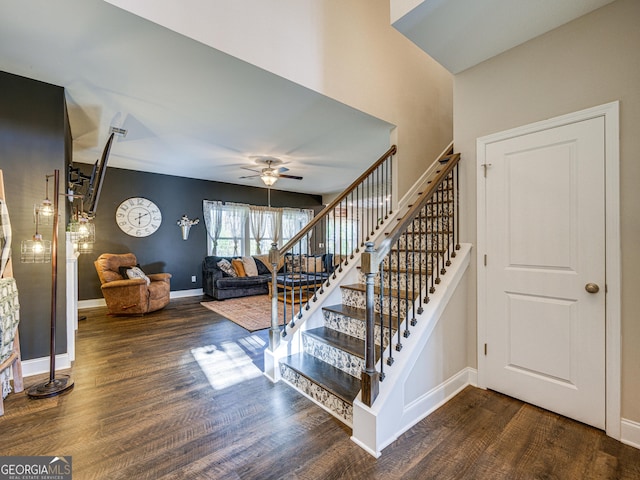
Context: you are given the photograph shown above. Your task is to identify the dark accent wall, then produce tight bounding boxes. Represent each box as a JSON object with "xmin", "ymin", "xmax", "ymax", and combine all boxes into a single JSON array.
[
  {"xmin": 0, "ymin": 71, "xmax": 69, "ymax": 361},
  {"xmin": 78, "ymin": 166, "xmax": 323, "ymax": 300}
]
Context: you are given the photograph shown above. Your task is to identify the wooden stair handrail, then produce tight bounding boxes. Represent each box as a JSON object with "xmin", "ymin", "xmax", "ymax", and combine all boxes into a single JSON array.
[
  {"xmin": 278, "ymin": 145, "xmax": 397, "ymax": 255},
  {"xmin": 372, "ymin": 152, "xmax": 460, "ymax": 265}
]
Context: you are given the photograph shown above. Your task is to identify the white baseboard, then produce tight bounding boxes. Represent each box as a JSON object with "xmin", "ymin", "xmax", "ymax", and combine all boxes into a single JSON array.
[
  {"xmin": 170, "ymin": 288, "xmax": 203, "ymax": 299},
  {"xmin": 621, "ymin": 418, "xmax": 640, "ymax": 450},
  {"xmin": 403, "ymin": 367, "xmax": 477, "ymax": 421},
  {"xmin": 20, "ymin": 354, "xmax": 71, "ymax": 379},
  {"xmin": 78, "ymin": 298, "xmax": 106, "ymax": 309},
  {"xmin": 78, "ymin": 288, "xmax": 204, "ymax": 310}
]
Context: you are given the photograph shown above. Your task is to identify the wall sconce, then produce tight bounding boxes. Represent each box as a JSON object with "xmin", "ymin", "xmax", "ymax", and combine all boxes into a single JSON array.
[{"xmin": 177, "ymin": 215, "xmax": 199, "ymax": 240}]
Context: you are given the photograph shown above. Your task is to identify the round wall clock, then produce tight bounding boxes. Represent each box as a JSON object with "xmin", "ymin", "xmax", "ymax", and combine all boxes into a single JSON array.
[{"xmin": 115, "ymin": 197, "xmax": 162, "ymax": 237}]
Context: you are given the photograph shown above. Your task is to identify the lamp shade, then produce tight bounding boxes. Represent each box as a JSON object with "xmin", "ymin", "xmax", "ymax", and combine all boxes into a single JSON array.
[
  {"xmin": 68, "ymin": 218, "xmax": 95, "ymax": 254},
  {"xmin": 261, "ymin": 172, "xmax": 278, "ymax": 186},
  {"xmin": 20, "ymin": 234, "xmax": 52, "ymax": 263}
]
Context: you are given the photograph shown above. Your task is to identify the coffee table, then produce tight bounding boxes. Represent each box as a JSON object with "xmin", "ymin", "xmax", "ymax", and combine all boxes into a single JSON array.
[{"xmin": 268, "ymin": 273, "xmax": 326, "ymax": 304}]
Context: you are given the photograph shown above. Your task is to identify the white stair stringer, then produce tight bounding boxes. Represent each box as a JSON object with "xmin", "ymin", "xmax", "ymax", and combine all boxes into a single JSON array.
[{"xmin": 351, "ymin": 243, "xmax": 472, "ymax": 458}]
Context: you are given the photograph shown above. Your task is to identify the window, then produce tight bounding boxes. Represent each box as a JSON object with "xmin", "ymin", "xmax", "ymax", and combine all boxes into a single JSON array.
[
  {"xmin": 326, "ymin": 207, "xmax": 357, "ymax": 255},
  {"xmin": 204, "ymin": 201, "xmax": 313, "ymax": 256},
  {"xmin": 204, "ymin": 201, "xmax": 249, "ymax": 256},
  {"xmin": 249, "ymin": 206, "xmax": 280, "ymax": 255},
  {"xmin": 282, "ymin": 208, "xmax": 314, "ymax": 253}
]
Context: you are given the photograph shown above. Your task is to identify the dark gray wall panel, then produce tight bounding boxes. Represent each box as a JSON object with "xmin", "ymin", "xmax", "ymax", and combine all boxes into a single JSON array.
[
  {"xmin": 0, "ymin": 71, "xmax": 68, "ymax": 360},
  {"xmin": 77, "ymin": 166, "xmax": 323, "ymax": 300}
]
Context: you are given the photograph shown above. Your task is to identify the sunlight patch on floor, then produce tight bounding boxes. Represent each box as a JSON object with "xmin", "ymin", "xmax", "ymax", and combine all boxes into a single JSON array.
[
  {"xmin": 191, "ymin": 336, "xmax": 266, "ymax": 390},
  {"xmin": 237, "ymin": 334, "xmax": 267, "ymax": 354}
]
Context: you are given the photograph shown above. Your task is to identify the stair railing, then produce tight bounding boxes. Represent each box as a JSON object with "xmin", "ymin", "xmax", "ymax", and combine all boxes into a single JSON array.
[
  {"xmin": 268, "ymin": 146, "xmax": 397, "ymax": 351},
  {"xmin": 360, "ymin": 149, "xmax": 460, "ymax": 406}
]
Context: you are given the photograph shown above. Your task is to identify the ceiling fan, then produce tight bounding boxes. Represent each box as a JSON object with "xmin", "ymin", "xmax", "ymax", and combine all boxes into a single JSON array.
[{"xmin": 239, "ymin": 156, "xmax": 303, "ymax": 187}]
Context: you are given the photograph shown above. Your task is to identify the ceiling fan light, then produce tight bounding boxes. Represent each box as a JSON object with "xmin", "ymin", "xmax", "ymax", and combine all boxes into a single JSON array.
[{"xmin": 261, "ymin": 173, "xmax": 278, "ymax": 186}]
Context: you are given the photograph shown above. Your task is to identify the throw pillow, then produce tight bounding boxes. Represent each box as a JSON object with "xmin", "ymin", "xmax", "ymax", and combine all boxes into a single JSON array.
[
  {"xmin": 217, "ymin": 259, "xmax": 237, "ymax": 277},
  {"xmin": 125, "ymin": 266, "xmax": 151, "ymax": 285},
  {"xmin": 253, "ymin": 255, "xmax": 271, "ymax": 275},
  {"xmin": 303, "ymin": 255, "xmax": 324, "ymax": 273},
  {"xmin": 284, "ymin": 254, "xmax": 303, "ymax": 274},
  {"xmin": 119, "ymin": 264, "xmax": 141, "ymax": 279},
  {"xmin": 231, "ymin": 258, "xmax": 246, "ymax": 277},
  {"xmin": 253, "ymin": 255, "xmax": 285, "ymax": 274},
  {"xmin": 242, "ymin": 256, "xmax": 258, "ymax": 277}
]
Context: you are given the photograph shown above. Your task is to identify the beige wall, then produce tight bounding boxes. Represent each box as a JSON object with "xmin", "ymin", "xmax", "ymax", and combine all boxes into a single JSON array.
[
  {"xmin": 454, "ymin": 0, "xmax": 640, "ymax": 422},
  {"xmin": 105, "ymin": 0, "xmax": 454, "ymax": 199}
]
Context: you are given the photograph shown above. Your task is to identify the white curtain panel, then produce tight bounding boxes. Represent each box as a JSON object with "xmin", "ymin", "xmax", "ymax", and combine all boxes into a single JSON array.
[
  {"xmin": 225, "ymin": 203, "xmax": 249, "ymax": 256},
  {"xmin": 249, "ymin": 206, "xmax": 283, "ymax": 254},
  {"xmin": 249, "ymin": 206, "xmax": 268, "ymax": 254},
  {"xmin": 203, "ymin": 200, "xmax": 223, "ymax": 256},
  {"xmin": 269, "ymin": 208, "xmax": 282, "ymax": 246}
]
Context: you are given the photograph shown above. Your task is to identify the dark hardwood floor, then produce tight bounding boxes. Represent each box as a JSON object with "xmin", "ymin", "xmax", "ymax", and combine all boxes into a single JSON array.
[{"xmin": 1, "ymin": 296, "xmax": 638, "ymax": 479}]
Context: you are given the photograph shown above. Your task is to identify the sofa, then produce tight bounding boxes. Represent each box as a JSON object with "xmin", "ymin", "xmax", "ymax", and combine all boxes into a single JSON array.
[{"xmin": 202, "ymin": 253, "xmax": 337, "ymax": 300}]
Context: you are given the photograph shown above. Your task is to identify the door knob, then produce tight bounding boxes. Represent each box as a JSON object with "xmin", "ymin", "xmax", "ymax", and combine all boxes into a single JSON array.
[{"xmin": 585, "ymin": 283, "xmax": 600, "ymax": 294}]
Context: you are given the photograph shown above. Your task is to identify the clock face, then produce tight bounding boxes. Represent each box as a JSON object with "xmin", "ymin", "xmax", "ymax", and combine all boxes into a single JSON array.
[{"xmin": 116, "ymin": 197, "xmax": 162, "ymax": 237}]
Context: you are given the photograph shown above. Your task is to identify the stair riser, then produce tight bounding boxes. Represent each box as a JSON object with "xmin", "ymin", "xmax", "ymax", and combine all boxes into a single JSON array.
[
  {"xmin": 425, "ymin": 189, "xmax": 455, "ymax": 204},
  {"xmin": 279, "ymin": 363, "xmax": 353, "ymax": 425},
  {"xmin": 303, "ymin": 334, "xmax": 364, "ymax": 378},
  {"xmin": 413, "ymin": 215, "xmax": 454, "ymax": 230},
  {"xmin": 340, "ymin": 288, "xmax": 409, "ymax": 319},
  {"xmin": 395, "ymin": 233, "xmax": 450, "ymax": 251},
  {"xmin": 323, "ymin": 309, "xmax": 393, "ymax": 348},
  {"xmin": 383, "ymin": 252, "xmax": 446, "ymax": 270},
  {"xmin": 358, "ymin": 270, "xmax": 429, "ymax": 291}
]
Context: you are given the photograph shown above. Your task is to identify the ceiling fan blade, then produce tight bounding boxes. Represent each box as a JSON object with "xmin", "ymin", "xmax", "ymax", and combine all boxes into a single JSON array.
[
  {"xmin": 239, "ymin": 174, "xmax": 260, "ymax": 179},
  {"xmin": 241, "ymin": 166, "xmax": 262, "ymax": 173},
  {"xmin": 279, "ymin": 174, "xmax": 303, "ymax": 180},
  {"xmin": 276, "ymin": 167, "xmax": 289, "ymax": 173}
]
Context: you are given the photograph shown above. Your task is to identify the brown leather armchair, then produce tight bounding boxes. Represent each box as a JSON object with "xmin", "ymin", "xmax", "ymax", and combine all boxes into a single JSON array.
[{"xmin": 94, "ymin": 253, "xmax": 171, "ymax": 315}]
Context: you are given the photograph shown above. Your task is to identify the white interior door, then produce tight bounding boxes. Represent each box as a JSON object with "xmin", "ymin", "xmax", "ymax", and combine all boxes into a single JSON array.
[{"xmin": 482, "ymin": 116, "xmax": 606, "ymax": 429}]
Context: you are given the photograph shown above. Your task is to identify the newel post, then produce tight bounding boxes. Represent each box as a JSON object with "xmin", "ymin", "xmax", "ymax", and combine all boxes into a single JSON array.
[
  {"xmin": 361, "ymin": 241, "xmax": 379, "ymax": 407},
  {"xmin": 269, "ymin": 242, "xmax": 281, "ymax": 351}
]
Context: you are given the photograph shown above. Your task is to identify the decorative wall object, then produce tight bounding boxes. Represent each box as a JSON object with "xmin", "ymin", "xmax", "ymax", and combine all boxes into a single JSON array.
[{"xmin": 177, "ymin": 214, "xmax": 199, "ymax": 240}]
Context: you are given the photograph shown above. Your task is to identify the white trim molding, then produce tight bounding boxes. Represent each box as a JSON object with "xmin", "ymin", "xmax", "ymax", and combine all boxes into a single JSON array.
[
  {"xmin": 621, "ymin": 418, "xmax": 640, "ymax": 450},
  {"xmin": 78, "ymin": 298, "xmax": 106, "ymax": 309},
  {"xmin": 476, "ymin": 101, "xmax": 621, "ymax": 439},
  {"xmin": 21, "ymin": 354, "xmax": 71, "ymax": 379},
  {"xmin": 78, "ymin": 288, "xmax": 204, "ymax": 310}
]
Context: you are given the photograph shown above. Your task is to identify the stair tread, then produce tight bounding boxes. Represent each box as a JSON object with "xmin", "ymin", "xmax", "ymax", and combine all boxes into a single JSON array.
[
  {"xmin": 323, "ymin": 303, "xmax": 400, "ymax": 327},
  {"xmin": 281, "ymin": 352, "xmax": 361, "ymax": 404},
  {"xmin": 305, "ymin": 326, "xmax": 381, "ymax": 360}
]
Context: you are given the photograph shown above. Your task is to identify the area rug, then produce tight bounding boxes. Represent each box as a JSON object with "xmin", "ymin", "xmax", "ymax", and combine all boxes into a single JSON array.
[{"xmin": 201, "ymin": 295, "xmax": 303, "ymax": 332}]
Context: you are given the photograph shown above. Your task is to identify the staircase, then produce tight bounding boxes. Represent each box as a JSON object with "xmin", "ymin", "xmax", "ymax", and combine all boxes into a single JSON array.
[
  {"xmin": 266, "ymin": 145, "xmax": 471, "ymax": 455},
  {"xmin": 278, "ymin": 184, "xmax": 454, "ymax": 425}
]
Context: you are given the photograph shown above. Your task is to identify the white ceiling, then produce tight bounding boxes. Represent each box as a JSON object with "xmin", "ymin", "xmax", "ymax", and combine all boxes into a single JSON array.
[
  {"xmin": 0, "ymin": 0, "xmax": 393, "ymax": 196},
  {"xmin": 1, "ymin": 0, "xmax": 616, "ymax": 197},
  {"xmin": 392, "ymin": 0, "xmax": 616, "ymax": 74}
]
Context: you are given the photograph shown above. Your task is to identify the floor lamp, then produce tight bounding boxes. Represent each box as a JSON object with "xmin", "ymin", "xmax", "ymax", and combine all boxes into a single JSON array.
[{"xmin": 21, "ymin": 169, "xmax": 74, "ymax": 398}]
